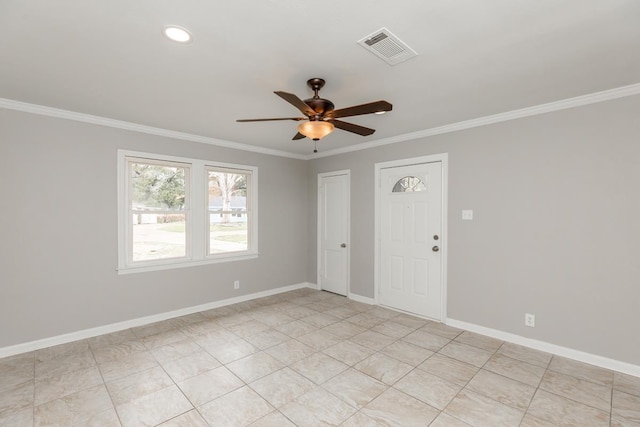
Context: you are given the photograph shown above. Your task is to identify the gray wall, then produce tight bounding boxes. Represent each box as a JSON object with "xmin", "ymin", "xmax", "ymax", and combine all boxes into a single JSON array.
[
  {"xmin": 0, "ymin": 109, "xmax": 309, "ymax": 348},
  {"xmin": 308, "ymin": 95, "xmax": 640, "ymax": 365}
]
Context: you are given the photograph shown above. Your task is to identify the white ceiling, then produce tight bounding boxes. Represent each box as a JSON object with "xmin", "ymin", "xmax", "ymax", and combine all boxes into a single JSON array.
[{"xmin": 2, "ymin": 1, "xmax": 639, "ymax": 156}]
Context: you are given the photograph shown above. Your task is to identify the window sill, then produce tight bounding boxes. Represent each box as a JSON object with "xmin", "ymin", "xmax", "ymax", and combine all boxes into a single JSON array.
[{"xmin": 117, "ymin": 253, "xmax": 259, "ymax": 275}]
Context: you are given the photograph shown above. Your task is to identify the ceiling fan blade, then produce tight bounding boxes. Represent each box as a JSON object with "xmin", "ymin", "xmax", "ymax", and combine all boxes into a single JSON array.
[
  {"xmin": 236, "ymin": 117, "xmax": 304, "ymax": 122},
  {"xmin": 328, "ymin": 100, "xmax": 392, "ymax": 119},
  {"xmin": 331, "ymin": 119, "xmax": 376, "ymax": 136},
  {"xmin": 292, "ymin": 132, "xmax": 306, "ymax": 140},
  {"xmin": 274, "ymin": 91, "xmax": 316, "ymax": 116}
]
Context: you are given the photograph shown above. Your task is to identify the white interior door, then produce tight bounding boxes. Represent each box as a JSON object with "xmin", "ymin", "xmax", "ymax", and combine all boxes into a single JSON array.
[
  {"xmin": 379, "ymin": 162, "xmax": 443, "ymax": 319},
  {"xmin": 318, "ymin": 171, "xmax": 349, "ymax": 296}
]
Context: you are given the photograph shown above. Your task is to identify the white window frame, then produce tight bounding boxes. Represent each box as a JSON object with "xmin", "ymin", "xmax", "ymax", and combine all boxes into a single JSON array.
[{"xmin": 117, "ymin": 150, "xmax": 258, "ymax": 274}]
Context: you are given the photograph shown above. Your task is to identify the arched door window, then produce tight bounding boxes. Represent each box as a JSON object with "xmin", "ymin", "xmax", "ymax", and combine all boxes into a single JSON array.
[{"xmin": 392, "ymin": 176, "xmax": 426, "ymax": 192}]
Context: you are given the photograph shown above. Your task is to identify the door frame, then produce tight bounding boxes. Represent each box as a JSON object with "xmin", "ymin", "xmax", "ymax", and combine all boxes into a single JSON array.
[
  {"xmin": 374, "ymin": 154, "xmax": 448, "ymax": 321},
  {"xmin": 317, "ymin": 170, "xmax": 351, "ymax": 296}
]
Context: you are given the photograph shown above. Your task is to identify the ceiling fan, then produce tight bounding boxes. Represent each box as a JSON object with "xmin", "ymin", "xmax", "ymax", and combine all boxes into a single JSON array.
[{"xmin": 236, "ymin": 78, "xmax": 392, "ymax": 145}]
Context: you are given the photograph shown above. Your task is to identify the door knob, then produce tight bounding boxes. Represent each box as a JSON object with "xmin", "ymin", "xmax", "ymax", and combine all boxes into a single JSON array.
[
  {"xmin": 432, "ymin": 246, "xmax": 439, "ymax": 252},
  {"xmin": 340, "ymin": 243, "xmax": 347, "ymax": 248}
]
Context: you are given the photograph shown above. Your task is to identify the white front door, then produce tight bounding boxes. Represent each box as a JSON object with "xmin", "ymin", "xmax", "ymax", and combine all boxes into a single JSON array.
[
  {"xmin": 379, "ymin": 162, "xmax": 443, "ymax": 319},
  {"xmin": 318, "ymin": 171, "xmax": 349, "ymax": 296}
]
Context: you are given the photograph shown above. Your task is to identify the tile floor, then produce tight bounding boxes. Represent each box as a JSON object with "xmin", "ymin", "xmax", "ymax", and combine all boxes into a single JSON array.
[{"xmin": 1, "ymin": 288, "xmax": 639, "ymax": 426}]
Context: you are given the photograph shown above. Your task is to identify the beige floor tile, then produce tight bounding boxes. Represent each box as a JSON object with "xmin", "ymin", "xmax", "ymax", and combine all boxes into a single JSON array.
[
  {"xmin": 98, "ymin": 351, "xmax": 158, "ymax": 383},
  {"xmin": 167, "ymin": 313, "xmax": 206, "ymax": 328},
  {"xmin": 321, "ymin": 320, "xmax": 367, "ymax": 339},
  {"xmin": 290, "ymin": 352, "xmax": 349, "ymax": 384},
  {"xmin": 615, "ymin": 372, "xmax": 640, "ymax": 397},
  {"xmin": 445, "ymin": 389, "xmax": 525, "ymax": 427},
  {"xmin": 394, "ymin": 368, "xmax": 461, "ymax": 410},
  {"xmin": 199, "ymin": 386, "xmax": 273, "ymax": 426},
  {"xmin": 245, "ymin": 329, "xmax": 290, "ymax": 350},
  {"xmin": 280, "ymin": 305, "xmax": 320, "ymax": 319},
  {"xmin": 367, "ymin": 307, "xmax": 400, "ymax": 320},
  {"xmin": 361, "ymin": 388, "xmax": 439, "ymax": 427},
  {"xmin": 162, "ymin": 350, "xmax": 221, "ymax": 382},
  {"xmin": 34, "ymin": 384, "xmax": 113, "ymax": 427},
  {"xmin": 345, "ymin": 313, "xmax": 386, "ymax": 329},
  {"xmin": 354, "ymin": 353, "xmax": 413, "ymax": 385},
  {"xmin": 150, "ymin": 339, "xmax": 202, "ymax": 364},
  {"xmin": 420, "ymin": 322, "xmax": 463, "ymax": 340},
  {"xmin": 91, "ymin": 339, "xmax": 146, "ymax": 364},
  {"xmin": 322, "ymin": 340, "xmax": 375, "ymax": 366},
  {"xmin": 131, "ymin": 321, "xmax": 176, "ymax": 339},
  {"xmin": 466, "ymin": 369, "xmax": 536, "ymax": 410},
  {"xmin": 539, "ymin": 369, "xmax": 612, "ymax": 411},
  {"xmin": 226, "ymin": 351, "xmax": 284, "ymax": 383},
  {"xmin": 140, "ymin": 329, "xmax": 188, "ymax": 350},
  {"xmin": 229, "ymin": 319, "xmax": 271, "ymax": 338},
  {"xmin": 547, "ymin": 356, "xmax": 614, "ymax": 387},
  {"xmin": 249, "ymin": 411, "xmax": 296, "ymax": 427},
  {"xmin": 351, "ymin": 330, "xmax": 396, "ymax": 351},
  {"xmin": 105, "ymin": 366, "xmax": 173, "ymax": 406},
  {"xmin": 483, "ymin": 353, "xmax": 545, "ymax": 386},
  {"xmin": 0, "ymin": 380, "xmax": 33, "ymax": 417},
  {"xmin": 322, "ymin": 368, "xmax": 387, "ymax": 409},
  {"xmin": 216, "ymin": 312, "xmax": 253, "ymax": 328},
  {"xmin": 392, "ymin": 314, "xmax": 429, "ymax": 330},
  {"xmin": 177, "ymin": 366, "xmax": 243, "ymax": 406},
  {"xmin": 324, "ymin": 305, "xmax": 361, "ymax": 320},
  {"xmin": 275, "ymin": 320, "xmax": 318, "ymax": 338},
  {"xmin": 250, "ymin": 367, "xmax": 314, "ymax": 408},
  {"xmin": 0, "ymin": 406, "xmax": 33, "ymax": 427},
  {"xmin": 178, "ymin": 319, "xmax": 222, "ymax": 338},
  {"xmin": 35, "ymin": 349, "xmax": 96, "ymax": 380},
  {"xmin": 194, "ymin": 328, "xmax": 241, "ymax": 351},
  {"xmin": 251, "ymin": 312, "xmax": 296, "ymax": 328},
  {"xmin": 296, "ymin": 330, "xmax": 341, "ymax": 351},
  {"xmin": 402, "ymin": 330, "xmax": 451, "ymax": 351},
  {"xmin": 280, "ymin": 386, "xmax": 357, "ymax": 426},
  {"xmin": 454, "ymin": 331, "xmax": 503, "ymax": 352},
  {"xmin": 35, "ymin": 341, "xmax": 91, "ymax": 363},
  {"xmin": 611, "ymin": 415, "xmax": 640, "ymax": 427},
  {"xmin": 265, "ymin": 339, "xmax": 316, "ymax": 365},
  {"xmin": 370, "ymin": 320, "xmax": 414, "ymax": 339},
  {"xmin": 525, "ymin": 389, "xmax": 610, "ymax": 426},
  {"xmin": 429, "ymin": 412, "xmax": 472, "ymax": 426},
  {"xmin": 380, "ymin": 340, "xmax": 434, "ymax": 366},
  {"xmin": 115, "ymin": 385, "xmax": 192, "ymax": 427},
  {"xmin": 35, "ymin": 365, "xmax": 103, "ymax": 406},
  {"xmin": 418, "ymin": 353, "xmax": 479, "ymax": 386},
  {"xmin": 300, "ymin": 313, "xmax": 342, "ymax": 328},
  {"xmin": 0, "ymin": 353, "xmax": 34, "ymax": 392},
  {"xmin": 613, "ymin": 389, "xmax": 640, "ymax": 424},
  {"xmin": 341, "ymin": 411, "xmax": 386, "ymax": 426},
  {"xmin": 496, "ymin": 342, "xmax": 552, "ymax": 368},
  {"xmin": 84, "ymin": 407, "xmax": 121, "ymax": 426},
  {"xmin": 87, "ymin": 330, "xmax": 137, "ymax": 350},
  {"xmin": 157, "ymin": 409, "xmax": 209, "ymax": 427},
  {"xmin": 438, "ymin": 341, "xmax": 493, "ymax": 367},
  {"xmin": 204, "ymin": 337, "xmax": 258, "ymax": 364}
]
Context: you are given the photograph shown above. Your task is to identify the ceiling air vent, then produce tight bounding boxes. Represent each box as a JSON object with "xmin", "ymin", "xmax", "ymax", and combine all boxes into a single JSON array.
[{"xmin": 357, "ymin": 27, "xmax": 417, "ymax": 66}]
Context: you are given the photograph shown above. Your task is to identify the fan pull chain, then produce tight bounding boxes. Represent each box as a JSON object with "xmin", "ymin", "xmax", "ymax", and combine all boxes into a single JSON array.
[{"xmin": 314, "ymin": 140, "xmax": 318, "ymax": 153}]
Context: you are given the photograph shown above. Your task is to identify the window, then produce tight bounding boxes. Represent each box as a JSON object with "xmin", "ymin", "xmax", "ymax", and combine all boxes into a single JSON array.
[
  {"xmin": 392, "ymin": 176, "xmax": 427, "ymax": 192},
  {"xmin": 118, "ymin": 150, "xmax": 258, "ymax": 273}
]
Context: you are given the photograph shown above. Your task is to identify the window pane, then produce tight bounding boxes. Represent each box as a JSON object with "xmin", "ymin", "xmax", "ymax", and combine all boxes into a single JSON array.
[
  {"xmin": 131, "ymin": 163, "xmax": 186, "ymax": 210},
  {"xmin": 208, "ymin": 171, "xmax": 247, "ymax": 213},
  {"xmin": 132, "ymin": 214, "xmax": 186, "ymax": 261},
  {"xmin": 392, "ymin": 176, "xmax": 427, "ymax": 192},
  {"xmin": 210, "ymin": 213, "xmax": 248, "ymax": 254}
]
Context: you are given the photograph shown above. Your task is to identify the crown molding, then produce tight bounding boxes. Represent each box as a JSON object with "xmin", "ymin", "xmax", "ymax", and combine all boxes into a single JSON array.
[
  {"xmin": 0, "ymin": 98, "xmax": 307, "ymax": 160},
  {"xmin": 310, "ymin": 82, "xmax": 640, "ymax": 159},
  {"xmin": 2, "ymin": 82, "xmax": 639, "ymax": 161}
]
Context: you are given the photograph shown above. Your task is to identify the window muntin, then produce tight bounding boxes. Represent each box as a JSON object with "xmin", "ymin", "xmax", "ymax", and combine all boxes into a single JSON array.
[
  {"xmin": 118, "ymin": 150, "xmax": 258, "ymax": 273},
  {"xmin": 207, "ymin": 168, "xmax": 251, "ymax": 255},
  {"xmin": 392, "ymin": 176, "xmax": 427, "ymax": 192}
]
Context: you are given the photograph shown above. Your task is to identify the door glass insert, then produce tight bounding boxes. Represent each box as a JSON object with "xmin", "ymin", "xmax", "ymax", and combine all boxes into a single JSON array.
[{"xmin": 392, "ymin": 176, "xmax": 426, "ymax": 192}]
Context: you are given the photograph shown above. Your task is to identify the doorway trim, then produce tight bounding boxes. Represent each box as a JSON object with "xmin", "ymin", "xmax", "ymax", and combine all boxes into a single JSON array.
[
  {"xmin": 374, "ymin": 154, "xmax": 448, "ymax": 321},
  {"xmin": 317, "ymin": 169, "xmax": 351, "ymax": 297}
]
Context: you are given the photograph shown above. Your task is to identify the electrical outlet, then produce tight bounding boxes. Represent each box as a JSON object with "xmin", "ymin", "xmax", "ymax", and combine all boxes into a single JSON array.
[
  {"xmin": 233, "ymin": 280, "xmax": 240, "ymax": 290},
  {"xmin": 525, "ymin": 313, "xmax": 535, "ymax": 327}
]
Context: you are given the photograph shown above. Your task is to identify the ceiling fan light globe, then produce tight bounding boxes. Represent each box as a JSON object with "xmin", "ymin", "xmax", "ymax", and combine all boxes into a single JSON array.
[{"xmin": 297, "ymin": 121, "xmax": 334, "ymax": 140}]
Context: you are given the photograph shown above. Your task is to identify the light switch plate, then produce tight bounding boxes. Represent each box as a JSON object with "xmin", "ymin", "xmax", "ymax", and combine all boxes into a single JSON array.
[{"xmin": 462, "ymin": 210, "xmax": 473, "ymax": 220}]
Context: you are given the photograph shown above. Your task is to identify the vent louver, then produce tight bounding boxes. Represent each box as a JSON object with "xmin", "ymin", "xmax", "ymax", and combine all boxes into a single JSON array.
[{"xmin": 358, "ymin": 27, "xmax": 417, "ymax": 66}]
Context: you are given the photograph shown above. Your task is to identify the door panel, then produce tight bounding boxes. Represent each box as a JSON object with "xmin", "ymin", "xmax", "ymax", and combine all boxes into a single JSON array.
[
  {"xmin": 379, "ymin": 162, "xmax": 442, "ymax": 319},
  {"xmin": 318, "ymin": 172, "xmax": 349, "ymax": 296}
]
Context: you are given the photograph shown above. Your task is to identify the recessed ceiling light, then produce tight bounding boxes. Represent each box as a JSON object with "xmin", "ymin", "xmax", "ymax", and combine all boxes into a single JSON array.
[{"xmin": 163, "ymin": 26, "xmax": 192, "ymax": 43}]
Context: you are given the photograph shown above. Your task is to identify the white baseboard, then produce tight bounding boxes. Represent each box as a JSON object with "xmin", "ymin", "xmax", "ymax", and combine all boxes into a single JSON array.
[
  {"xmin": 0, "ymin": 282, "xmax": 315, "ymax": 359},
  {"xmin": 348, "ymin": 293, "xmax": 375, "ymax": 305},
  {"xmin": 446, "ymin": 318, "xmax": 640, "ymax": 378}
]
